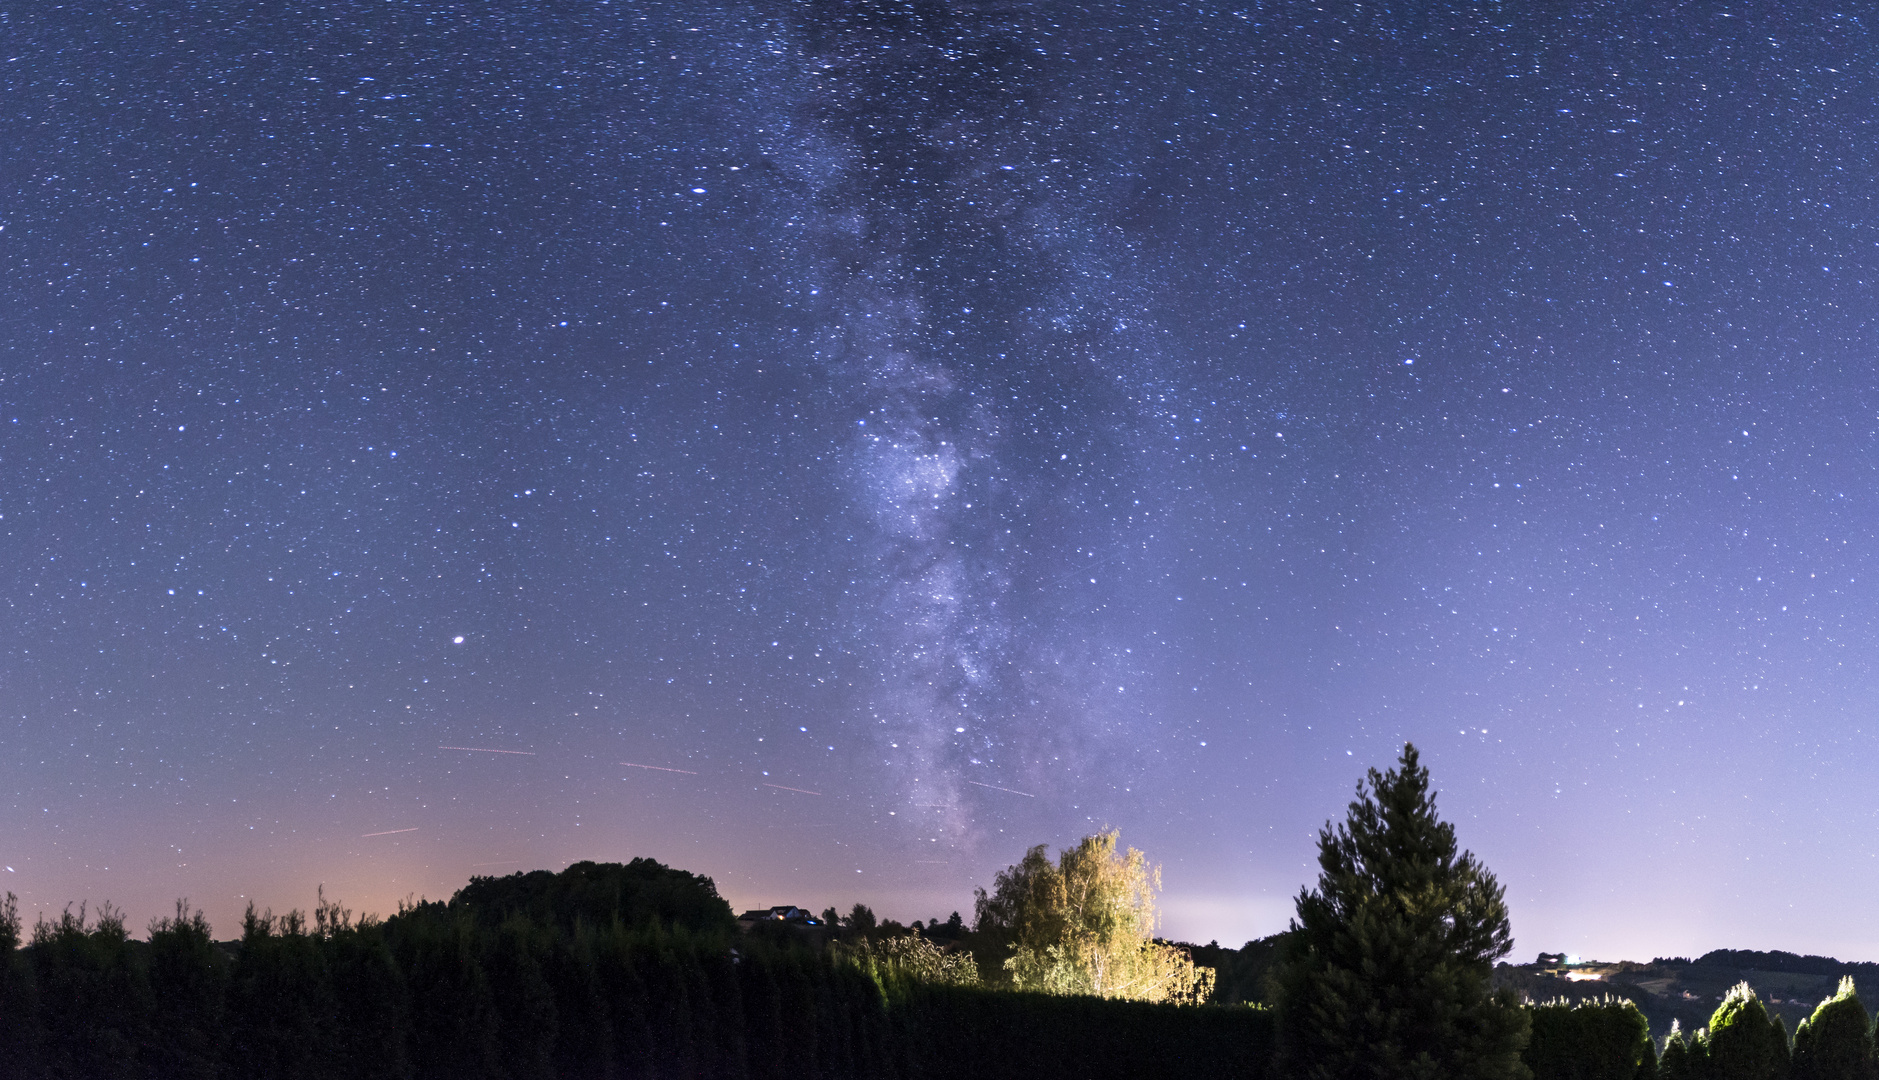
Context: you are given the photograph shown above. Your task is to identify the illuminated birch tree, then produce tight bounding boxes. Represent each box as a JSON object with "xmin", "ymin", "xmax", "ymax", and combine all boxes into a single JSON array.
[{"xmin": 975, "ymin": 831, "xmax": 1213, "ymax": 1004}]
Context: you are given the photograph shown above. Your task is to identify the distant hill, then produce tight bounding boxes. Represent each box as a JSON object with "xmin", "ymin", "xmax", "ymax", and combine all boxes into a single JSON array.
[
  {"xmin": 1685, "ymin": 949, "xmax": 1879, "ymax": 981},
  {"xmin": 1165, "ymin": 936, "xmax": 1879, "ymax": 1032},
  {"xmin": 1501, "ymin": 949, "xmax": 1879, "ymax": 1039}
]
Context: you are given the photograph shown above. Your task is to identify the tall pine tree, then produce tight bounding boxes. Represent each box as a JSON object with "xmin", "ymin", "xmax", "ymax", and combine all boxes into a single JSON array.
[{"xmin": 1273, "ymin": 743, "xmax": 1529, "ymax": 1080}]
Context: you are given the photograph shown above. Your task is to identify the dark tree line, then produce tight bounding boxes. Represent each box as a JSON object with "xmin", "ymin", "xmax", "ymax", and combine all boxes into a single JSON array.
[{"xmin": 0, "ymin": 861, "xmax": 1274, "ymax": 1080}]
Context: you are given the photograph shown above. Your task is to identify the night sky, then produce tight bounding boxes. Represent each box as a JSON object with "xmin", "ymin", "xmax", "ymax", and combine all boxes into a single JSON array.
[{"xmin": 5, "ymin": 1, "xmax": 1878, "ymax": 961}]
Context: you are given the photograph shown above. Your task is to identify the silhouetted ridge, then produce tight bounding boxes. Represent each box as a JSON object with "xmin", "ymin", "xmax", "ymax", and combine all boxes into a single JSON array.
[
  {"xmin": 444, "ymin": 858, "xmax": 737, "ymax": 936},
  {"xmin": 1693, "ymin": 949, "xmax": 1879, "ymax": 978}
]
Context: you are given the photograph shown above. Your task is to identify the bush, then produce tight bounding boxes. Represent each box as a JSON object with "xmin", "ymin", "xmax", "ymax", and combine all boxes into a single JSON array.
[
  {"xmin": 0, "ymin": 893, "xmax": 42, "ymax": 1080},
  {"xmin": 1791, "ymin": 977, "xmax": 1874, "ymax": 1080},
  {"xmin": 145, "ymin": 902, "xmax": 227, "ymax": 1080},
  {"xmin": 1525, "ymin": 996, "xmax": 1653, "ymax": 1080},
  {"xmin": 225, "ymin": 905, "xmax": 331, "ymax": 1080},
  {"xmin": 29, "ymin": 902, "xmax": 148, "ymax": 1080},
  {"xmin": 1703, "ymin": 982, "xmax": 1789, "ymax": 1080},
  {"xmin": 1661, "ymin": 1021, "xmax": 1703, "ymax": 1080}
]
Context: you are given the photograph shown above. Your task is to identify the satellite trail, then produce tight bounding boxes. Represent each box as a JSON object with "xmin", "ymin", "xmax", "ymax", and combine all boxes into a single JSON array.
[
  {"xmin": 966, "ymin": 780, "xmax": 1034, "ymax": 798},
  {"xmin": 361, "ymin": 827, "xmax": 419, "ymax": 837},
  {"xmin": 763, "ymin": 783, "xmax": 822, "ymax": 796},
  {"xmin": 621, "ymin": 761, "xmax": 699, "ymax": 775},
  {"xmin": 438, "ymin": 746, "xmax": 537, "ymax": 755}
]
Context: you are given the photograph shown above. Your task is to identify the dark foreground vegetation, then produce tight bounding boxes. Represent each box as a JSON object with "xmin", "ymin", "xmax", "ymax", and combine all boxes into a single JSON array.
[
  {"xmin": 1498, "ymin": 946, "xmax": 1879, "ymax": 1046},
  {"xmin": 6, "ymin": 746, "xmax": 1879, "ymax": 1080},
  {"xmin": 0, "ymin": 861, "xmax": 1272, "ymax": 1080}
]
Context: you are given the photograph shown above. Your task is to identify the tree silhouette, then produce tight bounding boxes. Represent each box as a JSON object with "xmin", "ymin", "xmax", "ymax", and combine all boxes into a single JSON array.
[
  {"xmin": 1704, "ymin": 982, "xmax": 1789, "ymax": 1080},
  {"xmin": 0, "ymin": 893, "xmax": 42, "ymax": 1080},
  {"xmin": 145, "ymin": 901, "xmax": 227, "ymax": 1080},
  {"xmin": 1273, "ymin": 742, "xmax": 1529, "ymax": 1080},
  {"xmin": 1791, "ymin": 976, "xmax": 1875, "ymax": 1080}
]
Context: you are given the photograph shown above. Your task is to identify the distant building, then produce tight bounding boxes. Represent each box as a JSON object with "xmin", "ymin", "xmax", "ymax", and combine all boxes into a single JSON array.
[{"xmin": 736, "ymin": 905, "xmax": 824, "ymax": 933}]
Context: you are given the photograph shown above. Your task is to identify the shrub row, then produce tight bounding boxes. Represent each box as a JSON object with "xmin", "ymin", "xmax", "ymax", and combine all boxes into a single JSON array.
[
  {"xmin": 1526, "ymin": 996, "xmax": 1656, "ymax": 1080},
  {"xmin": 1528, "ymin": 980, "xmax": 1879, "ymax": 1080},
  {"xmin": 7, "ymin": 895, "xmax": 1876, "ymax": 1080},
  {"xmin": 0, "ymin": 897, "xmax": 1276, "ymax": 1080}
]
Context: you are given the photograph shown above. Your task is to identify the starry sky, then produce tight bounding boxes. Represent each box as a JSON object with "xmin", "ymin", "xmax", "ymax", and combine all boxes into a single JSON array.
[{"xmin": 4, "ymin": 1, "xmax": 1879, "ymax": 961}]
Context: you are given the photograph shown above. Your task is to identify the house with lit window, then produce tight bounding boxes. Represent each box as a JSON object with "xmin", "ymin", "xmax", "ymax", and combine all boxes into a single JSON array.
[{"xmin": 736, "ymin": 905, "xmax": 823, "ymax": 933}]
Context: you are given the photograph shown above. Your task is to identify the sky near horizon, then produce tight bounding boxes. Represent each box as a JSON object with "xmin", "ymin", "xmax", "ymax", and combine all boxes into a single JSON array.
[{"xmin": 5, "ymin": 1, "xmax": 1879, "ymax": 962}]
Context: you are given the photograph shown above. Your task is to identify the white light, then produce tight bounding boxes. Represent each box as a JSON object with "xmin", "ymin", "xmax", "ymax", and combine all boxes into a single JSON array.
[{"xmin": 453, "ymin": 636, "xmax": 464, "ymax": 644}]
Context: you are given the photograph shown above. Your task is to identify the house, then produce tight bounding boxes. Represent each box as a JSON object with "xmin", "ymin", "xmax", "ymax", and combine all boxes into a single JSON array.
[{"xmin": 736, "ymin": 905, "xmax": 823, "ymax": 932}]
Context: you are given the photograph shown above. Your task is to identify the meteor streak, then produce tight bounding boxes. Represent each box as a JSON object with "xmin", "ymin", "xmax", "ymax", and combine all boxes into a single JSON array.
[
  {"xmin": 763, "ymin": 782, "xmax": 822, "ymax": 796},
  {"xmin": 361, "ymin": 827, "xmax": 418, "ymax": 837},
  {"xmin": 966, "ymin": 780, "xmax": 1034, "ymax": 798},
  {"xmin": 439, "ymin": 746, "xmax": 537, "ymax": 755},
  {"xmin": 621, "ymin": 761, "xmax": 698, "ymax": 774}
]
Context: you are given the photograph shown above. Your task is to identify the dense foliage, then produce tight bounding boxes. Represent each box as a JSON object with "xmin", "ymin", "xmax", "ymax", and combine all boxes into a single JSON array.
[
  {"xmin": 1702, "ymin": 982, "xmax": 1790, "ymax": 1080},
  {"xmin": 1273, "ymin": 742, "xmax": 1530, "ymax": 1080},
  {"xmin": 1185, "ymin": 933, "xmax": 1287, "ymax": 1005},
  {"xmin": 1793, "ymin": 978, "xmax": 1877, "ymax": 1080},
  {"xmin": 1661, "ymin": 1022, "xmax": 1704, "ymax": 1080},
  {"xmin": 1524, "ymin": 997, "xmax": 1655, "ymax": 1080},
  {"xmin": 974, "ymin": 830, "xmax": 1213, "ymax": 1003},
  {"xmin": 445, "ymin": 858, "xmax": 738, "ymax": 937},
  {"xmin": 836, "ymin": 932, "xmax": 981, "ymax": 987},
  {"xmin": 0, "ymin": 868, "xmax": 1272, "ymax": 1080}
]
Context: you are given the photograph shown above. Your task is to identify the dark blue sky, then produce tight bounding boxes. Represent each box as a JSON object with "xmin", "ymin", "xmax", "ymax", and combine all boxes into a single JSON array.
[{"xmin": 5, "ymin": 1, "xmax": 1878, "ymax": 959}]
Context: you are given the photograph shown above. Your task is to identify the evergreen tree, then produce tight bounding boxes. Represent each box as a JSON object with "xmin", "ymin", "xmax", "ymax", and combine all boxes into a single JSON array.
[
  {"xmin": 1661, "ymin": 1024, "xmax": 1698, "ymax": 1080},
  {"xmin": 1705, "ymin": 982, "xmax": 1788, "ymax": 1080},
  {"xmin": 1272, "ymin": 743, "xmax": 1529, "ymax": 1080},
  {"xmin": 1791, "ymin": 977, "xmax": 1873, "ymax": 1080},
  {"xmin": 0, "ymin": 893, "xmax": 42, "ymax": 1080},
  {"xmin": 483, "ymin": 921, "xmax": 557, "ymax": 1080},
  {"xmin": 1524, "ymin": 997, "xmax": 1653, "ymax": 1080},
  {"xmin": 29, "ymin": 902, "xmax": 149, "ymax": 1080},
  {"xmin": 225, "ymin": 905, "xmax": 332, "ymax": 1080},
  {"xmin": 844, "ymin": 904, "xmax": 878, "ymax": 933},
  {"xmin": 144, "ymin": 901, "xmax": 228, "ymax": 1080},
  {"xmin": 544, "ymin": 930, "xmax": 612, "ymax": 1080},
  {"xmin": 319, "ymin": 893, "xmax": 413, "ymax": 1080},
  {"xmin": 388, "ymin": 906, "xmax": 499, "ymax": 1080}
]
